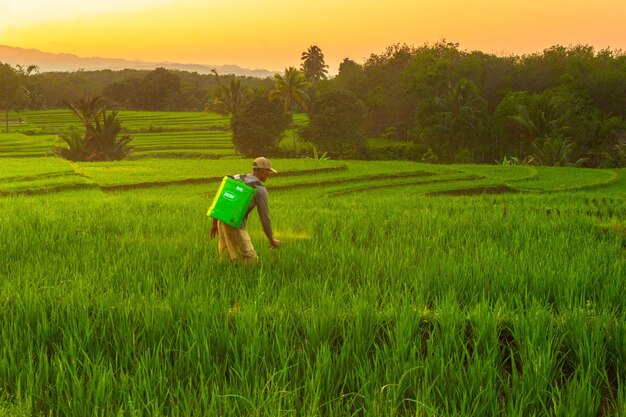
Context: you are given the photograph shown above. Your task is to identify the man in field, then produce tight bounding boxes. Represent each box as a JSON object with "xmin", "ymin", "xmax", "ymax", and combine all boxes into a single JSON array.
[{"xmin": 210, "ymin": 157, "xmax": 280, "ymax": 264}]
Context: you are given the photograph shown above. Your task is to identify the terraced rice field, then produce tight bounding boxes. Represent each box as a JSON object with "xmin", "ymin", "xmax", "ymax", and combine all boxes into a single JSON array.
[
  {"xmin": 1, "ymin": 112, "xmax": 626, "ymax": 416},
  {"xmin": 1, "ymin": 110, "xmax": 236, "ymax": 159}
]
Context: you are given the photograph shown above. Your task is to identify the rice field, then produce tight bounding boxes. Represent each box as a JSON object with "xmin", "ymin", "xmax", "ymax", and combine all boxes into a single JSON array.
[
  {"xmin": 1, "ymin": 111, "xmax": 626, "ymax": 416},
  {"xmin": 1, "ymin": 110, "xmax": 236, "ymax": 159}
]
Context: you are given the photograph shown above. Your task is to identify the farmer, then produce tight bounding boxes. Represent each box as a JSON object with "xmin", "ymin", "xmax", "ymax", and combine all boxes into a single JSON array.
[{"xmin": 210, "ymin": 157, "xmax": 280, "ymax": 264}]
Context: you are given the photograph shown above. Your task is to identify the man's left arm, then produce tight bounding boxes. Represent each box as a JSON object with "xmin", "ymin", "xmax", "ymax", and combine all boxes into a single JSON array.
[{"xmin": 256, "ymin": 188, "xmax": 279, "ymax": 247}]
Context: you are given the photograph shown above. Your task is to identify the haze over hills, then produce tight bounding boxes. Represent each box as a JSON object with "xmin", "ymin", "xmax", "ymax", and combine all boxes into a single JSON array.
[{"xmin": 0, "ymin": 44, "xmax": 277, "ymax": 78}]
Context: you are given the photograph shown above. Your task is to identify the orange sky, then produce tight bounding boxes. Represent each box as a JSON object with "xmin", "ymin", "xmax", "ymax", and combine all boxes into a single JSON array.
[{"xmin": 1, "ymin": 0, "xmax": 625, "ymax": 74}]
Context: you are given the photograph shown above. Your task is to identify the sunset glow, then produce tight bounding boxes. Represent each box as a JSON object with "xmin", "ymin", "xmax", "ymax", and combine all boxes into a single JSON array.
[{"xmin": 1, "ymin": 0, "xmax": 625, "ymax": 73}]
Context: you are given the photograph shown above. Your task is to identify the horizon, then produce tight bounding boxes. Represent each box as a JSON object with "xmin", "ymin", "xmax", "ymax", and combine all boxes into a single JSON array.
[{"xmin": 1, "ymin": 0, "xmax": 625, "ymax": 74}]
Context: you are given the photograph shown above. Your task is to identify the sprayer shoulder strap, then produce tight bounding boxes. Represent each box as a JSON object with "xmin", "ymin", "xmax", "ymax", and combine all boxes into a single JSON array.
[
  {"xmin": 236, "ymin": 174, "xmax": 262, "ymax": 219},
  {"xmin": 238, "ymin": 174, "xmax": 262, "ymax": 188}
]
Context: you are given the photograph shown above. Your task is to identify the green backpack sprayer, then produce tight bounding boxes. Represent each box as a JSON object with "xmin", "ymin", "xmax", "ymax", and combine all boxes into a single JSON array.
[{"xmin": 207, "ymin": 175, "xmax": 259, "ymax": 228}]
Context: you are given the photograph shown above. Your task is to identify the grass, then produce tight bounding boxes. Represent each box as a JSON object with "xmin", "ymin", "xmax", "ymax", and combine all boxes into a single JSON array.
[
  {"xmin": 506, "ymin": 166, "xmax": 618, "ymax": 191},
  {"xmin": 0, "ymin": 133, "xmax": 63, "ymax": 157},
  {"xmin": 1, "ymin": 110, "xmax": 625, "ymax": 415},
  {"xmin": 2, "ymin": 110, "xmax": 235, "ymax": 159},
  {"xmin": 1, "ymin": 176, "xmax": 625, "ymax": 415},
  {"xmin": 17, "ymin": 110, "xmax": 231, "ymax": 133}
]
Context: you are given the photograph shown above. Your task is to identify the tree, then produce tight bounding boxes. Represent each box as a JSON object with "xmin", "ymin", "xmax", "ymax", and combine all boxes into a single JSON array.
[
  {"xmin": 51, "ymin": 96, "xmax": 133, "ymax": 161},
  {"xmin": 63, "ymin": 96, "xmax": 107, "ymax": 132},
  {"xmin": 334, "ymin": 58, "xmax": 366, "ymax": 95},
  {"xmin": 504, "ymin": 89, "xmax": 594, "ymax": 166},
  {"xmin": 362, "ymin": 43, "xmax": 417, "ymax": 138},
  {"xmin": 14, "ymin": 65, "xmax": 40, "ymax": 111},
  {"xmin": 0, "ymin": 63, "xmax": 20, "ymax": 132},
  {"xmin": 269, "ymin": 67, "xmax": 310, "ymax": 151},
  {"xmin": 210, "ymin": 77, "xmax": 251, "ymax": 116},
  {"xmin": 493, "ymin": 91, "xmax": 534, "ymax": 158},
  {"xmin": 432, "ymin": 79, "xmax": 488, "ymax": 161},
  {"xmin": 138, "ymin": 67, "xmax": 181, "ymax": 111},
  {"xmin": 300, "ymin": 45, "xmax": 329, "ymax": 98},
  {"xmin": 86, "ymin": 111, "xmax": 133, "ymax": 161},
  {"xmin": 301, "ymin": 90, "xmax": 366, "ymax": 156},
  {"xmin": 231, "ymin": 94, "xmax": 289, "ymax": 157},
  {"xmin": 103, "ymin": 78, "xmax": 142, "ymax": 108},
  {"xmin": 508, "ymin": 93, "xmax": 562, "ymax": 143}
]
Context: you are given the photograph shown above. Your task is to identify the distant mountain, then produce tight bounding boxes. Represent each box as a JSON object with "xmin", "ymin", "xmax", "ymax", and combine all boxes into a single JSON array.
[{"xmin": 0, "ymin": 44, "xmax": 277, "ymax": 78}]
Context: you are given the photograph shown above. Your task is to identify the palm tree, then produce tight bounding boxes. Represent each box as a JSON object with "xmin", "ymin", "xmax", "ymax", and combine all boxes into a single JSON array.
[
  {"xmin": 87, "ymin": 111, "xmax": 133, "ymax": 161},
  {"xmin": 435, "ymin": 79, "xmax": 487, "ymax": 156},
  {"xmin": 508, "ymin": 94, "xmax": 561, "ymax": 143},
  {"xmin": 300, "ymin": 45, "xmax": 329, "ymax": 98},
  {"xmin": 62, "ymin": 96, "xmax": 107, "ymax": 133},
  {"xmin": 212, "ymin": 78, "xmax": 250, "ymax": 116},
  {"xmin": 507, "ymin": 94, "xmax": 580, "ymax": 166},
  {"xmin": 52, "ymin": 96, "xmax": 132, "ymax": 161},
  {"xmin": 269, "ymin": 67, "xmax": 310, "ymax": 150}
]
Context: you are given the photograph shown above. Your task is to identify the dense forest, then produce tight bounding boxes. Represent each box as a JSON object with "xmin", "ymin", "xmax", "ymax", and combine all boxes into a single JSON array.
[{"xmin": 2, "ymin": 41, "xmax": 626, "ymax": 166}]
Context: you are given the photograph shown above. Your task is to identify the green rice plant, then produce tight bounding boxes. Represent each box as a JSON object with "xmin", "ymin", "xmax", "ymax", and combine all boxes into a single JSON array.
[
  {"xmin": 502, "ymin": 302, "xmax": 563, "ymax": 416},
  {"xmin": 0, "ymin": 157, "xmax": 73, "ymax": 180},
  {"xmin": 551, "ymin": 370, "xmax": 602, "ymax": 417},
  {"xmin": 1, "ymin": 158, "xmax": 626, "ymax": 415},
  {"xmin": 0, "ymin": 133, "xmax": 62, "ymax": 157},
  {"xmin": 510, "ymin": 166, "xmax": 618, "ymax": 192}
]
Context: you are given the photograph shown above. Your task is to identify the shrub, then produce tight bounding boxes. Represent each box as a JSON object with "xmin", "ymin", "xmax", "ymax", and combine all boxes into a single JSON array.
[
  {"xmin": 421, "ymin": 148, "xmax": 439, "ymax": 164},
  {"xmin": 50, "ymin": 97, "xmax": 133, "ymax": 161},
  {"xmin": 301, "ymin": 90, "xmax": 365, "ymax": 157},
  {"xmin": 231, "ymin": 95, "xmax": 289, "ymax": 157}
]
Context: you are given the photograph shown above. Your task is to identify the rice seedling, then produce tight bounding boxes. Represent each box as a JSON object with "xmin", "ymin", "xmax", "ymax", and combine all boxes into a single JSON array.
[{"xmin": 1, "ymin": 114, "xmax": 625, "ymax": 415}]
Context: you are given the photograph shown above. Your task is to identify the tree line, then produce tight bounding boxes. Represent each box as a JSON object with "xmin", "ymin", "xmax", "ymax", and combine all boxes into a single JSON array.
[
  {"xmin": 222, "ymin": 42, "xmax": 626, "ymax": 167},
  {"xmin": 0, "ymin": 66, "xmax": 273, "ymax": 113},
  {"xmin": 320, "ymin": 42, "xmax": 626, "ymax": 167},
  {"xmin": 2, "ymin": 41, "xmax": 626, "ymax": 166}
]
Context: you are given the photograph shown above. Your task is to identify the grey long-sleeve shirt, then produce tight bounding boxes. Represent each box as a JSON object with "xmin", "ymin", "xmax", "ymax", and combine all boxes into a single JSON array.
[{"xmin": 234, "ymin": 173, "xmax": 273, "ymax": 240}]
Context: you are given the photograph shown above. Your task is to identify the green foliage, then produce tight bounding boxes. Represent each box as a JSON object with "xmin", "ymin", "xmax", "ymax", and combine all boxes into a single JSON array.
[
  {"xmin": 209, "ymin": 77, "xmax": 250, "ymax": 116},
  {"xmin": 0, "ymin": 63, "xmax": 22, "ymax": 132},
  {"xmin": 102, "ymin": 77, "xmax": 142, "ymax": 108},
  {"xmin": 138, "ymin": 67, "xmax": 182, "ymax": 111},
  {"xmin": 362, "ymin": 43, "xmax": 417, "ymax": 138},
  {"xmin": 331, "ymin": 58, "xmax": 366, "ymax": 98},
  {"xmin": 231, "ymin": 94, "xmax": 289, "ymax": 156},
  {"xmin": 421, "ymin": 147, "xmax": 439, "ymax": 164},
  {"xmin": 87, "ymin": 111, "xmax": 133, "ymax": 161},
  {"xmin": 454, "ymin": 147, "xmax": 473, "ymax": 164},
  {"xmin": 270, "ymin": 67, "xmax": 310, "ymax": 113},
  {"xmin": 380, "ymin": 126, "xmax": 398, "ymax": 140},
  {"xmin": 300, "ymin": 45, "xmax": 328, "ymax": 98},
  {"xmin": 531, "ymin": 136, "xmax": 577, "ymax": 167},
  {"xmin": 304, "ymin": 145, "xmax": 330, "ymax": 160},
  {"xmin": 50, "ymin": 97, "xmax": 133, "ymax": 161},
  {"xmin": 495, "ymin": 88, "xmax": 607, "ymax": 166},
  {"xmin": 425, "ymin": 78, "xmax": 488, "ymax": 162},
  {"xmin": 270, "ymin": 67, "xmax": 310, "ymax": 151},
  {"xmin": 29, "ymin": 68, "xmax": 274, "ymax": 112},
  {"xmin": 63, "ymin": 95, "xmax": 107, "ymax": 130},
  {"xmin": 613, "ymin": 141, "xmax": 626, "ymax": 168},
  {"xmin": 53, "ymin": 128, "xmax": 88, "ymax": 161},
  {"xmin": 301, "ymin": 90, "xmax": 366, "ymax": 157},
  {"xmin": 496, "ymin": 155, "xmax": 536, "ymax": 166},
  {"xmin": 364, "ymin": 140, "xmax": 426, "ymax": 161}
]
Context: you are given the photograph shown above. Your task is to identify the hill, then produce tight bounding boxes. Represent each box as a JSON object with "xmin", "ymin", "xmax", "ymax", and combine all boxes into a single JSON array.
[{"xmin": 0, "ymin": 44, "xmax": 277, "ymax": 77}]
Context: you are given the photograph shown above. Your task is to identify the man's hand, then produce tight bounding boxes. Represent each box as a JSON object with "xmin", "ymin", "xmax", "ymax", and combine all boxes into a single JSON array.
[
  {"xmin": 270, "ymin": 239, "xmax": 281, "ymax": 248},
  {"xmin": 210, "ymin": 220, "xmax": 218, "ymax": 240}
]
